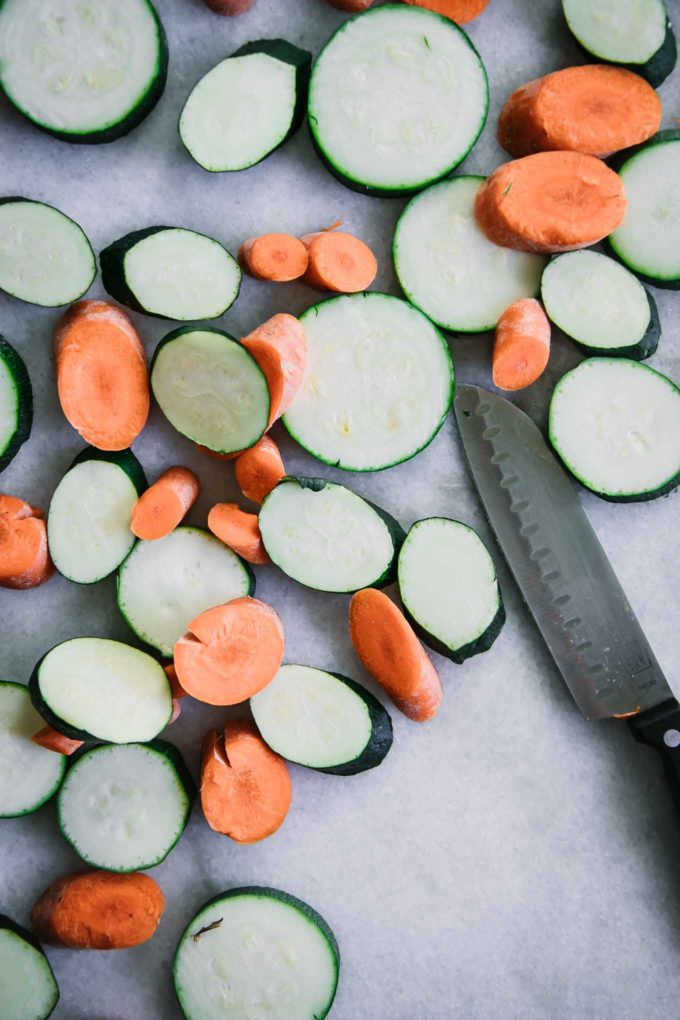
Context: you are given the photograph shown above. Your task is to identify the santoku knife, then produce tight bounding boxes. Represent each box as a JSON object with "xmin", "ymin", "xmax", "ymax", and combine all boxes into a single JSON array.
[{"xmin": 453, "ymin": 383, "xmax": 680, "ymax": 806}]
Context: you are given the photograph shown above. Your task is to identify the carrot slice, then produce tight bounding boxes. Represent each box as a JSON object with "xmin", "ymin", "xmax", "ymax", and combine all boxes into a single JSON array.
[
  {"xmin": 31, "ymin": 726, "xmax": 83, "ymax": 756},
  {"xmin": 498, "ymin": 65, "xmax": 661, "ymax": 159},
  {"xmin": 234, "ymin": 436, "xmax": 285, "ymax": 505},
  {"xmin": 0, "ymin": 494, "xmax": 53, "ymax": 590},
  {"xmin": 238, "ymin": 233, "xmax": 309, "ymax": 282},
  {"xmin": 201, "ymin": 721, "xmax": 291, "ymax": 843},
  {"xmin": 349, "ymin": 588, "xmax": 442, "ymax": 722},
  {"xmin": 164, "ymin": 663, "xmax": 188, "ymax": 700},
  {"xmin": 130, "ymin": 466, "xmax": 199, "ymax": 541},
  {"xmin": 194, "ymin": 443, "xmax": 241, "ymax": 462},
  {"xmin": 402, "ymin": 0, "xmax": 489, "ymax": 24},
  {"xmin": 208, "ymin": 503, "xmax": 270, "ymax": 565},
  {"xmin": 32, "ymin": 870, "xmax": 164, "ymax": 950},
  {"xmin": 474, "ymin": 151, "xmax": 626, "ymax": 254},
  {"xmin": 492, "ymin": 298, "xmax": 551, "ymax": 392},
  {"xmin": 174, "ymin": 597, "xmax": 285, "ymax": 706},
  {"xmin": 202, "ymin": 0, "xmax": 254, "ymax": 13},
  {"xmin": 326, "ymin": 0, "xmax": 374, "ymax": 10},
  {"xmin": 299, "ymin": 231, "xmax": 378, "ymax": 293},
  {"xmin": 54, "ymin": 300, "xmax": 149, "ymax": 451},
  {"xmin": 241, "ymin": 314, "xmax": 307, "ymax": 425}
]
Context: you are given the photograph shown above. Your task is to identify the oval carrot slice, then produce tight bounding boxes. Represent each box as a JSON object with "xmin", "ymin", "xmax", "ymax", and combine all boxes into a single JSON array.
[
  {"xmin": 234, "ymin": 436, "xmax": 285, "ymax": 505},
  {"xmin": 492, "ymin": 298, "xmax": 551, "ymax": 392},
  {"xmin": 238, "ymin": 233, "xmax": 309, "ymax": 282},
  {"xmin": 474, "ymin": 151, "xmax": 627, "ymax": 254},
  {"xmin": 326, "ymin": 0, "xmax": 374, "ymax": 10},
  {"xmin": 349, "ymin": 588, "xmax": 442, "ymax": 722},
  {"xmin": 207, "ymin": 503, "xmax": 270, "ymax": 565},
  {"xmin": 130, "ymin": 466, "xmax": 199, "ymax": 541},
  {"xmin": 402, "ymin": 0, "xmax": 489, "ymax": 24},
  {"xmin": 241, "ymin": 314, "xmax": 307, "ymax": 425},
  {"xmin": 203, "ymin": 0, "xmax": 254, "ymax": 13},
  {"xmin": 174, "ymin": 597, "xmax": 285, "ymax": 706},
  {"xmin": 498, "ymin": 65, "xmax": 662, "ymax": 159},
  {"xmin": 0, "ymin": 494, "xmax": 53, "ymax": 590},
  {"xmin": 299, "ymin": 231, "xmax": 378, "ymax": 293},
  {"xmin": 32, "ymin": 870, "xmax": 164, "ymax": 950},
  {"xmin": 31, "ymin": 725, "xmax": 84, "ymax": 756},
  {"xmin": 54, "ymin": 300, "xmax": 149, "ymax": 451},
  {"xmin": 201, "ymin": 721, "xmax": 291, "ymax": 843},
  {"xmin": 164, "ymin": 663, "xmax": 188, "ymax": 700},
  {"xmin": 194, "ymin": 443, "xmax": 241, "ymax": 462}
]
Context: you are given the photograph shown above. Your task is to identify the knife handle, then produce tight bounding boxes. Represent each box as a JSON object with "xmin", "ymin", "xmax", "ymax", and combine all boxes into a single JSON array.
[{"xmin": 629, "ymin": 697, "xmax": 680, "ymax": 811}]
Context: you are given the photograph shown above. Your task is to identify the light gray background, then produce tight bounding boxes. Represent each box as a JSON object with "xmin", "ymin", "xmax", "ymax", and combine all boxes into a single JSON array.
[{"xmin": 2, "ymin": 1, "xmax": 680, "ymax": 1017}]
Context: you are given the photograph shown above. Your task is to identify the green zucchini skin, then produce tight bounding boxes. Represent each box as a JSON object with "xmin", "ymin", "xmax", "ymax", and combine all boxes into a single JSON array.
[
  {"xmin": 406, "ymin": 597, "xmax": 506, "ymax": 665},
  {"xmin": 315, "ymin": 674, "xmax": 393, "ymax": 776},
  {"xmin": 566, "ymin": 288, "xmax": 660, "ymax": 361},
  {"xmin": 69, "ymin": 445, "xmax": 147, "ymax": 496},
  {"xmin": 0, "ymin": 0, "xmax": 169, "ymax": 144},
  {"xmin": 29, "ymin": 652, "xmax": 94, "ymax": 742},
  {"xmin": 0, "ymin": 334, "xmax": 32, "ymax": 471},
  {"xmin": 567, "ymin": 11, "xmax": 677, "ymax": 88},
  {"xmin": 100, "ymin": 226, "xmax": 174, "ymax": 315},
  {"xmin": 0, "ymin": 914, "xmax": 59, "ymax": 1018},
  {"xmin": 233, "ymin": 39, "xmax": 311, "ymax": 151}
]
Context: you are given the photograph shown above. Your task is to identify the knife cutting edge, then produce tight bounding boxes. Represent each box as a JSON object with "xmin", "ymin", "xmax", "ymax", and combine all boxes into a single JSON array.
[{"xmin": 453, "ymin": 383, "xmax": 680, "ymax": 807}]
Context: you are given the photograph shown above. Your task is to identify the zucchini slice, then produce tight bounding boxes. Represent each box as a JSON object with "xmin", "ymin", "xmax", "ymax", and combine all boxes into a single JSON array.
[
  {"xmin": 393, "ymin": 176, "xmax": 547, "ymax": 333},
  {"xmin": 259, "ymin": 477, "xmax": 404, "ymax": 593},
  {"xmin": 251, "ymin": 664, "xmax": 393, "ymax": 775},
  {"xmin": 398, "ymin": 518, "xmax": 505, "ymax": 663},
  {"xmin": 549, "ymin": 358, "xmax": 680, "ymax": 501},
  {"xmin": 608, "ymin": 130, "xmax": 680, "ymax": 289},
  {"xmin": 180, "ymin": 39, "xmax": 311, "ymax": 172},
  {"xmin": 0, "ymin": 336, "xmax": 32, "ymax": 472},
  {"xmin": 308, "ymin": 5, "xmax": 488, "ymax": 196},
  {"xmin": 0, "ymin": 198, "xmax": 95, "ymax": 307},
  {"xmin": 47, "ymin": 446, "xmax": 146, "ymax": 584},
  {"xmin": 541, "ymin": 250, "xmax": 660, "ymax": 360},
  {"xmin": 0, "ymin": 915, "xmax": 59, "ymax": 1020},
  {"xmin": 117, "ymin": 526, "xmax": 255, "ymax": 658},
  {"xmin": 0, "ymin": 682, "xmax": 65, "ymax": 819},
  {"xmin": 562, "ymin": 0, "xmax": 676, "ymax": 87},
  {"xmin": 283, "ymin": 293, "xmax": 453, "ymax": 471},
  {"xmin": 100, "ymin": 227, "xmax": 241, "ymax": 320},
  {"xmin": 0, "ymin": 0, "xmax": 168, "ymax": 144},
  {"xmin": 58, "ymin": 740, "xmax": 195, "ymax": 872},
  {"xmin": 174, "ymin": 888, "xmax": 339, "ymax": 1020},
  {"xmin": 151, "ymin": 326, "xmax": 270, "ymax": 455},
  {"xmin": 29, "ymin": 637, "xmax": 173, "ymax": 743}
]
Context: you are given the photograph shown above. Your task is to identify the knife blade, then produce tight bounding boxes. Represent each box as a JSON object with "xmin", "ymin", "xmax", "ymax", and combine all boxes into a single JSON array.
[{"xmin": 453, "ymin": 384, "xmax": 680, "ymax": 803}]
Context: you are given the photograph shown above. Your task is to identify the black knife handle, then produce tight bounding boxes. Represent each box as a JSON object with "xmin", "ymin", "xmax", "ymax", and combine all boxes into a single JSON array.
[{"xmin": 629, "ymin": 697, "xmax": 680, "ymax": 811}]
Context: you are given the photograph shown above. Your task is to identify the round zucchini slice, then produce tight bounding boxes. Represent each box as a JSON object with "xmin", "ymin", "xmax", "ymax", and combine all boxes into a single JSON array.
[
  {"xmin": 0, "ymin": 336, "xmax": 32, "ymax": 472},
  {"xmin": 0, "ymin": 915, "xmax": 59, "ymax": 1020},
  {"xmin": 0, "ymin": 682, "xmax": 65, "ymax": 818}
]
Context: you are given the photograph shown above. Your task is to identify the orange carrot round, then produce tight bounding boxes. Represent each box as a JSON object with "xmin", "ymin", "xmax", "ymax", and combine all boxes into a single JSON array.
[
  {"xmin": 31, "ymin": 726, "xmax": 83, "ymax": 756},
  {"xmin": 174, "ymin": 597, "xmax": 285, "ymax": 706},
  {"xmin": 349, "ymin": 589, "xmax": 442, "ymax": 722},
  {"xmin": 207, "ymin": 503, "xmax": 270, "ymax": 565},
  {"xmin": 54, "ymin": 300, "xmax": 149, "ymax": 451},
  {"xmin": 201, "ymin": 721, "xmax": 291, "ymax": 843},
  {"xmin": 498, "ymin": 65, "xmax": 661, "ymax": 159},
  {"xmin": 130, "ymin": 466, "xmax": 199, "ymax": 541},
  {"xmin": 474, "ymin": 152, "xmax": 627, "ymax": 254},
  {"xmin": 202, "ymin": 0, "xmax": 254, "ymax": 13},
  {"xmin": 234, "ymin": 436, "xmax": 285, "ymax": 505},
  {"xmin": 0, "ymin": 494, "xmax": 53, "ymax": 590},
  {"xmin": 326, "ymin": 0, "xmax": 374, "ymax": 10},
  {"xmin": 31, "ymin": 871, "xmax": 165, "ymax": 950},
  {"xmin": 492, "ymin": 298, "xmax": 551, "ymax": 392},
  {"xmin": 402, "ymin": 0, "xmax": 489, "ymax": 24},
  {"xmin": 241, "ymin": 314, "xmax": 307, "ymax": 425},
  {"xmin": 299, "ymin": 231, "xmax": 377, "ymax": 293},
  {"xmin": 238, "ymin": 233, "xmax": 309, "ymax": 283}
]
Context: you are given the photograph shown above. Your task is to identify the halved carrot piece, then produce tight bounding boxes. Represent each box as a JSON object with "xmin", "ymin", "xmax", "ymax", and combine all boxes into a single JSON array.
[
  {"xmin": 300, "ymin": 231, "xmax": 377, "ymax": 293},
  {"xmin": 201, "ymin": 721, "xmax": 291, "ymax": 843},
  {"xmin": 130, "ymin": 466, "xmax": 199, "ymax": 541},
  {"xmin": 0, "ymin": 494, "xmax": 53, "ymax": 590},
  {"xmin": 492, "ymin": 298, "xmax": 551, "ymax": 392},
  {"xmin": 174, "ymin": 597, "xmax": 285, "ymax": 706},
  {"xmin": 238, "ymin": 233, "xmax": 309, "ymax": 282},
  {"xmin": 164, "ymin": 663, "xmax": 187, "ymax": 700},
  {"xmin": 208, "ymin": 503, "xmax": 270, "ymax": 565},
  {"xmin": 326, "ymin": 0, "xmax": 374, "ymax": 10},
  {"xmin": 234, "ymin": 436, "xmax": 285, "ymax": 505},
  {"xmin": 498, "ymin": 65, "xmax": 661, "ymax": 159},
  {"xmin": 349, "ymin": 588, "xmax": 442, "ymax": 722},
  {"xmin": 241, "ymin": 314, "xmax": 307, "ymax": 425},
  {"xmin": 32, "ymin": 726, "xmax": 83, "ymax": 756},
  {"xmin": 54, "ymin": 300, "xmax": 149, "ymax": 451},
  {"xmin": 194, "ymin": 443, "xmax": 240, "ymax": 462},
  {"xmin": 203, "ymin": 0, "xmax": 254, "ymax": 13},
  {"xmin": 474, "ymin": 151, "xmax": 626, "ymax": 254},
  {"xmin": 402, "ymin": 0, "xmax": 489, "ymax": 24},
  {"xmin": 32, "ymin": 870, "xmax": 164, "ymax": 950}
]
